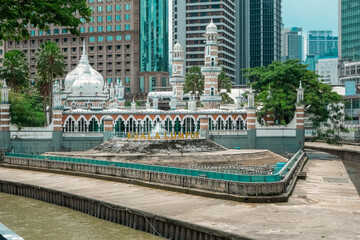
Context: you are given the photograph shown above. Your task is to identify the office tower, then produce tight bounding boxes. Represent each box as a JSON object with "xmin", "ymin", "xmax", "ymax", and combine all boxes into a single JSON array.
[
  {"xmin": 316, "ymin": 58, "xmax": 339, "ymax": 85},
  {"xmin": 236, "ymin": 0, "xmax": 250, "ymax": 85},
  {"xmin": 307, "ymin": 31, "xmax": 338, "ymax": 56},
  {"xmin": 339, "ymin": 0, "xmax": 360, "ymax": 61},
  {"xmin": 249, "ymin": 0, "xmax": 282, "ymax": 68},
  {"xmin": 172, "ymin": 0, "xmax": 236, "ymax": 83},
  {"xmin": 281, "ymin": 27, "xmax": 303, "ymax": 62},
  {"xmin": 139, "ymin": 0, "xmax": 169, "ymax": 93}
]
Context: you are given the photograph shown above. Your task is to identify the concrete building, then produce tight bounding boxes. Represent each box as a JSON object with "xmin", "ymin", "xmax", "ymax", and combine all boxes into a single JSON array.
[
  {"xmin": 282, "ymin": 27, "xmax": 303, "ymax": 62},
  {"xmin": 339, "ymin": 0, "xmax": 360, "ymax": 61},
  {"xmin": 3, "ymin": 0, "xmax": 170, "ymax": 96},
  {"xmin": 172, "ymin": 0, "xmax": 236, "ymax": 83},
  {"xmin": 316, "ymin": 58, "xmax": 339, "ymax": 85}
]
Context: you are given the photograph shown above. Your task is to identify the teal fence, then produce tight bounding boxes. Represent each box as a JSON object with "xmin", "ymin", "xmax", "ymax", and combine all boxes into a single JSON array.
[{"xmin": 5, "ymin": 150, "xmax": 304, "ymax": 183}]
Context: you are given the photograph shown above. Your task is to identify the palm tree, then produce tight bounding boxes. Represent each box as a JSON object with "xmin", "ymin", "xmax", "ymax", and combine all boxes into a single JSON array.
[
  {"xmin": 0, "ymin": 50, "xmax": 30, "ymax": 92},
  {"xmin": 218, "ymin": 70, "xmax": 233, "ymax": 104},
  {"xmin": 184, "ymin": 66, "xmax": 204, "ymax": 98},
  {"xmin": 36, "ymin": 41, "xmax": 65, "ymax": 123}
]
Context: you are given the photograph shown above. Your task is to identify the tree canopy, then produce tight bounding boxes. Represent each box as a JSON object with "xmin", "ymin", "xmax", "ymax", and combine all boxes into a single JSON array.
[
  {"xmin": 218, "ymin": 70, "xmax": 233, "ymax": 104},
  {"xmin": 0, "ymin": 0, "xmax": 92, "ymax": 41},
  {"xmin": 243, "ymin": 60, "xmax": 348, "ymax": 144},
  {"xmin": 0, "ymin": 50, "xmax": 30, "ymax": 92}
]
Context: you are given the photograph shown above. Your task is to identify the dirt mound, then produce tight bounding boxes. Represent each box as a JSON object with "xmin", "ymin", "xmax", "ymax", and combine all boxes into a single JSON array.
[{"xmin": 92, "ymin": 139, "xmax": 225, "ymax": 154}]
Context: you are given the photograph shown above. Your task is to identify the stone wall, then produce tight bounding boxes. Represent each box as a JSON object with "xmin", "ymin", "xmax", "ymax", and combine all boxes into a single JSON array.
[{"xmin": 4, "ymin": 152, "xmax": 306, "ymax": 197}]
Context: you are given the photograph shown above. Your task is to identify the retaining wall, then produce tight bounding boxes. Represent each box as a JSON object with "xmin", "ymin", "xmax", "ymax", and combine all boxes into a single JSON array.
[
  {"xmin": 3, "ymin": 154, "xmax": 305, "ymax": 197},
  {"xmin": 0, "ymin": 180, "xmax": 250, "ymax": 240}
]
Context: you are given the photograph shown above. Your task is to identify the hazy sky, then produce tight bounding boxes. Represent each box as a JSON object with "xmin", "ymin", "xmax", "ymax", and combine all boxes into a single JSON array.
[{"xmin": 282, "ymin": 0, "xmax": 338, "ymax": 35}]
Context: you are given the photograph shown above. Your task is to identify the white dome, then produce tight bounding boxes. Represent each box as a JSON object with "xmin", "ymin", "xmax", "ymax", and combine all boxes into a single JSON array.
[
  {"xmin": 173, "ymin": 42, "xmax": 183, "ymax": 52},
  {"xmin": 71, "ymin": 63, "xmax": 103, "ymax": 96},
  {"xmin": 206, "ymin": 19, "xmax": 218, "ymax": 34},
  {"xmin": 64, "ymin": 44, "xmax": 104, "ymax": 91}
]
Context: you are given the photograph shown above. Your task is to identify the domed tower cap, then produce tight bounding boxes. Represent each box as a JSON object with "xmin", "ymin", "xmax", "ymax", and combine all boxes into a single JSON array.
[
  {"xmin": 206, "ymin": 18, "xmax": 218, "ymax": 34},
  {"xmin": 173, "ymin": 42, "xmax": 183, "ymax": 52}
]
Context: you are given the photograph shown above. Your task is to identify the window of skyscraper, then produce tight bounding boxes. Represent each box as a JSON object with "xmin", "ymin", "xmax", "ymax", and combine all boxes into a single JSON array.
[
  {"xmin": 89, "ymin": 27, "xmax": 94, "ymax": 32},
  {"xmin": 125, "ymin": 14, "xmax": 130, "ymax": 20},
  {"xmin": 98, "ymin": 26, "xmax": 103, "ymax": 32},
  {"xmin": 116, "ymin": 35, "xmax": 122, "ymax": 41},
  {"xmin": 30, "ymin": 30, "xmax": 35, "ymax": 36},
  {"xmin": 125, "ymin": 4, "xmax": 131, "ymax": 10},
  {"xmin": 97, "ymin": 16, "xmax": 103, "ymax": 22},
  {"xmin": 116, "ymin": 15, "xmax": 121, "ymax": 21},
  {"xmin": 98, "ymin": 36, "xmax": 104, "ymax": 42},
  {"xmin": 115, "ymin": 5, "xmax": 121, "ymax": 11},
  {"xmin": 90, "ymin": 17, "xmax": 94, "ymax": 23},
  {"xmin": 125, "ymin": 77, "xmax": 130, "ymax": 83},
  {"xmin": 89, "ymin": 37, "xmax": 95, "ymax": 42},
  {"xmin": 107, "ymin": 5, "xmax": 112, "ymax": 11},
  {"xmin": 125, "ymin": 24, "xmax": 131, "ymax": 30},
  {"xmin": 62, "ymin": 29, "xmax": 67, "ymax": 34},
  {"xmin": 116, "ymin": 25, "xmax": 121, "ymax": 31},
  {"xmin": 107, "ymin": 15, "xmax": 112, "ymax": 22},
  {"xmin": 107, "ymin": 36, "xmax": 113, "ymax": 41},
  {"xmin": 125, "ymin": 35, "xmax": 131, "ymax": 40},
  {"xmin": 107, "ymin": 26, "xmax": 112, "ymax": 32},
  {"xmin": 38, "ymin": 30, "xmax": 43, "ymax": 36},
  {"xmin": 80, "ymin": 27, "xmax": 85, "ymax": 33}
]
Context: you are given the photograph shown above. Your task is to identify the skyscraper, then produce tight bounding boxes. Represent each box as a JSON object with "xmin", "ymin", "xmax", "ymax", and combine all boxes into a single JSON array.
[
  {"xmin": 339, "ymin": 0, "xmax": 360, "ymax": 61},
  {"xmin": 172, "ymin": 0, "xmax": 236, "ymax": 83},
  {"xmin": 249, "ymin": 0, "xmax": 282, "ymax": 68},
  {"xmin": 282, "ymin": 27, "xmax": 303, "ymax": 62},
  {"xmin": 139, "ymin": 0, "xmax": 169, "ymax": 93},
  {"xmin": 307, "ymin": 31, "xmax": 338, "ymax": 56}
]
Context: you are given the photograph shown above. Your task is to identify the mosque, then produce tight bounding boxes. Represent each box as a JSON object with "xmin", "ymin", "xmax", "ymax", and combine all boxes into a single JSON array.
[{"xmin": 0, "ymin": 21, "xmax": 305, "ymax": 155}]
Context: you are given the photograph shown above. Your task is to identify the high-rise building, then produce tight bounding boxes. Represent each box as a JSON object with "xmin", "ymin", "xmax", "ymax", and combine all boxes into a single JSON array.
[
  {"xmin": 139, "ymin": 0, "xmax": 169, "ymax": 93},
  {"xmin": 236, "ymin": 0, "xmax": 250, "ymax": 85},
  {"xmin": 307, "ymin": 31, "xmax": 338, "ymax": 56},
  {"xmin": 339, "ymin": 0, "xmax": 360, "ymax": 61},
  {"xmin": 249, "ymin": 0, "xmax": 282, "ymax": 68},
  {"xmin": 3, "ymin": 0, "xmax": 170, "ymax": 96},
  {"xmin": 281, "ymin": 27, "xmax": 303, "ymax": 62},
  {"xmin": 316, "ymin": 58, "xmax": 339, "ymax": 85},
  {"xmin": 172, "ymin": 0, "xmax": 236, "ymax": 83}
]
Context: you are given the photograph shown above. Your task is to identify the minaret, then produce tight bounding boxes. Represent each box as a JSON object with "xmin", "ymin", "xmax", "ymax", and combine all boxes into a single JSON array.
[
  {"xmin": 200, "ymin": 19, "xmax": 222, "ymax": 109},
  {"xmin": 296, "ymin": 81, "xmax": 305, "ymax": 150},
  {"xmin": 170, "ymin": 42, "xmax": 185, "ymax": 101},
  {"xmin": 0, "ymin": 81, "xmax": 10, "ymax": 151},
  {"xmin": 116, "ymin": 78, "xmax": 125, "ymax": 108},
  {"xmin": 52, "ymin": 81, "xmax": 63, "ymax": 151}
]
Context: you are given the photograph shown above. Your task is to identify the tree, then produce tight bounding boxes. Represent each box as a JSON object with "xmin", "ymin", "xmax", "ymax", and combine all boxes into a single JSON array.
[
  {"xmin": 0, "ymin": 0, "xmax": 91, "ymax": 41},
  {"xmin": 10, "ymin": 92, "xmax": 46, "ymax": 128},
  {"xmin": 184, "ymin": 66, "xmax": 204, "ymax": 98},
  {"xmin": 218, "ymin": 70, "xmax": 233, "ymax": 104},
  {"xmin": 36, "ymin": 41, "xmax": 66, "ymax": 122},
  {"xmin": 243, "ymin": 60, "xmax": 348, "ymax": 144},
  {"xmin": 0, "ymin": 50, "xmax": 30, "ymax": 92}
]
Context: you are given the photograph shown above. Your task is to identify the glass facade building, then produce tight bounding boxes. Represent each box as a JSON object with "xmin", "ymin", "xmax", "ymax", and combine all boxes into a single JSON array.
[
  {"xmin": 140, "ymin": 0, "xmax": 168, "ymax": 72},
  {"xmin": 307, "ymin": 31, "xmax": 338, "ymax": 56},
  {"xmin": 249, "ymin": 0, "xmax": 282, "ymax": 68},
  {"xmin": 339, "ymin": 0, "xmax": 360, "ymax": 61}
]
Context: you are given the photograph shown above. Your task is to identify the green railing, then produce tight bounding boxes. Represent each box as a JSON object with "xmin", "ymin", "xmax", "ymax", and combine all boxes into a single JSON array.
[{"xmin": 5, "ymin": 150, "xmax": 304, "ymax": 183}]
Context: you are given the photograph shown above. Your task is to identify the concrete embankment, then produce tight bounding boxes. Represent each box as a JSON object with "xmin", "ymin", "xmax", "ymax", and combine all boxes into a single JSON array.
[
  {"xmin": 305, "ymin": 142, "xmax": 360, "ymax": 162},
  {"xmin": 0, "ymin": 151, "xmax": 359, "ymax": 240}
]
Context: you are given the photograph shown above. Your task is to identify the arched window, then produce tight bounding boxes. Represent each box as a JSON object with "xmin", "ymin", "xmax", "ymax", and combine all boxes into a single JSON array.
[
  {"xmin": 211, "ymin": 58, "xmax": 215, "ymax": 66},
  {"xmin": 64, "ymin": 118, "xmax": 75, "ymax": 132},
  {"xmin": 88, "ymin": 118, "xmax": 99, "ymax": 132},
  {"xmin": 211, "ymin": 87, "xmax": 215, "ymax": 96},
  {"xmin": 77, "ymin": 118, "xmax": 86, "ymax": 132}
]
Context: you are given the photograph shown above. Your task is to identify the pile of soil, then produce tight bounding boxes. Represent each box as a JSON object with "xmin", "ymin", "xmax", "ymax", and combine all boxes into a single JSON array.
[{"xmin": 92, "ymin": 139, "xmax": 225, "ymax": 154}]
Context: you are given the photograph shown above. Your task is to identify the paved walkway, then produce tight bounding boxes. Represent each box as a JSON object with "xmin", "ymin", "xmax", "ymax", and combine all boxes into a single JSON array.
[{"xmin": 0, "ymin": 150, "xmax": 360, "ymax": 239}]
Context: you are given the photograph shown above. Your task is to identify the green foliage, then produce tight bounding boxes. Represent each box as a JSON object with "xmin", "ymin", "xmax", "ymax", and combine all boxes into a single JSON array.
[
  {"xmin": 36, "ymin": 41, "xmax": 66, "ymax": 120},
  {"xmin": 243, "ymin": 60, "xmax": 348, "ymax": 144},
  {"xmin": 184, "ymin": 66, "xmax": 204, "ymax": 97},
  {"xmin": 10, "ymin": 92, "xmax": 46, "ymax": 128},
  {"xmin": 218, "ymin": 70, "xmax": 233, "ymax": 104},
  {"xmin": 0, "ymin": 0, "xmax": 91, "ymax": 41},
  {"xmin": 0, "ymin": 50, "xmax": 30, "ymax": 92}
]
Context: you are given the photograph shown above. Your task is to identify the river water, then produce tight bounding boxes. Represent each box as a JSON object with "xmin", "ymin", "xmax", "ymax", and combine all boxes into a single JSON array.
[{"xmin": 0, "ymin": 192, "xmax": 163, "ymax": 240}]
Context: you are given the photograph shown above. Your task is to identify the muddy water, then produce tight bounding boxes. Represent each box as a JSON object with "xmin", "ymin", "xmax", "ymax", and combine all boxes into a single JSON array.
[{"xmin": 0, "ymin": 192, "xmax": 163, "ymax": 240}]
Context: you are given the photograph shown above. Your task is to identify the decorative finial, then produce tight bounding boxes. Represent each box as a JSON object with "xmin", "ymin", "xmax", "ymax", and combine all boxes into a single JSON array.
[
  {"xmin": 132, "ymin": 97, "xmax": 135, "ymax": 103},
  {"xmin": 3, "ymin": 80, "xmax": 7, "ymax": 88},
  {"xmin": 83, "ymin": 41, "xmax": 86, "ymax": 55},
  {"xmin": 299, "ymin": 81, "xmax": 303, "ymax": 89}
]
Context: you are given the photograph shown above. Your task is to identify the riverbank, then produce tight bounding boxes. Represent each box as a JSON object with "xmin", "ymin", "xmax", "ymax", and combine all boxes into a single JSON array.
[{"xmin": 0, "ymin": 150, "xmax": 359, "ymax": 239}]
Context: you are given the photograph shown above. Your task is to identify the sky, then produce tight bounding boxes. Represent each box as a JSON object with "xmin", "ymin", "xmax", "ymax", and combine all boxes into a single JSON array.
[{"xmin": 282, "ymin": 0, "xmax": 338, "ymax": 35}]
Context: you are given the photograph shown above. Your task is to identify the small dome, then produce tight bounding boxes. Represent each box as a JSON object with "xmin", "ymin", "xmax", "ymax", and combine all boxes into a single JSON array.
[
  {"xmin": 206, "ymin": 19, "xmax": 218, "ymax": 34},
  {"xmin": 71, "ymin": 64, "xmax": 103, "ymax": 96},
  {"xmin": 173, "ymin": 42, "xmax": 183, "ymax": 52}
]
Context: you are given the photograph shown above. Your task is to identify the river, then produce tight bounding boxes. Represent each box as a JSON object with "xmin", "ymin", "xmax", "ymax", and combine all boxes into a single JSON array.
[{"xmin": 0, "ymin": 192, "xmax": 163, "ymax": 240}]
